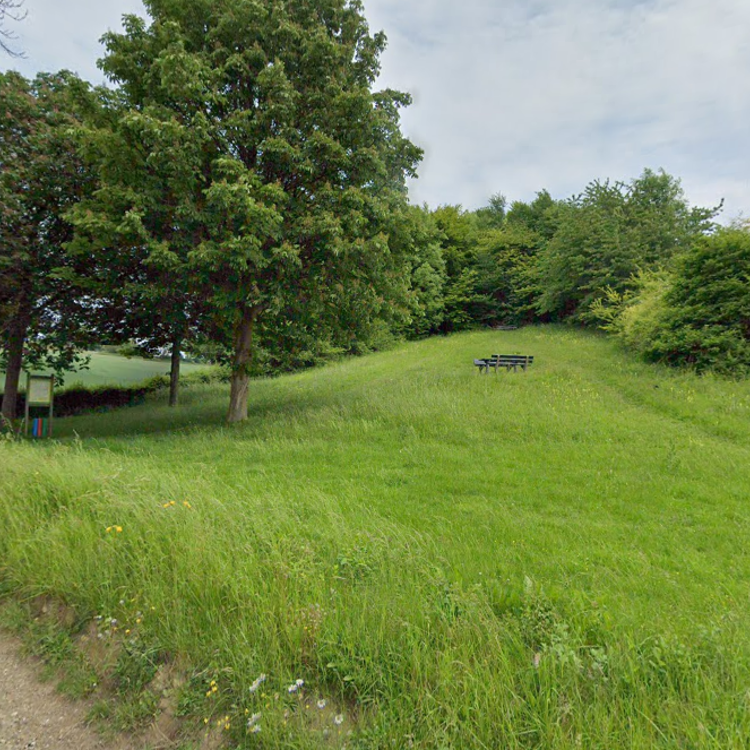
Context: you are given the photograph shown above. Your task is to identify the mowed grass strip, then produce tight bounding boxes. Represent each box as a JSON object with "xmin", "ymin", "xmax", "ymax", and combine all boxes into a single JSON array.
[{"xmin": 2, "ymin": 327, "xmax": 750, "ymax": 748}]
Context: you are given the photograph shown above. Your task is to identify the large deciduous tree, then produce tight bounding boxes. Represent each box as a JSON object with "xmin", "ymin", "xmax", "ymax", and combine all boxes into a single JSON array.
[
  {"xmin": 91, "ymin": 0, "xmax": 421, "ymax": 422},
  {"xmin": 0, "ymin": 70, "xmax": 95, "ymax": 423}
]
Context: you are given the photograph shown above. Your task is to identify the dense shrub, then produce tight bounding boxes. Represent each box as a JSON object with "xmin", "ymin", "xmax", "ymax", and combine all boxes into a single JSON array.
[
  {"xmin": 658, "ymin": 228, "xmax": 750, "ymax": 372},
  {"xmin": 602, "ymin": 228, "xmax": 750, "ymax": 373},
  {"xmin": 3, "ymin": 378, "xmax": 166, "ymax": 419},
  {"xmin": 593, "ymin": 271, "xmax": 675, "ymax": 361}
]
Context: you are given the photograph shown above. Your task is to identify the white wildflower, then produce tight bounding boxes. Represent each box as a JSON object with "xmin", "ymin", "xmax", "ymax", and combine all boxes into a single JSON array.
[
  {"xmin": 249, "ymin": 674, "xmax": 267, "ymax": 693},
  {"xmin": 317, "ymin": 699, "xmax": 327, "ymax": 709},
  {"xmin": 334, "ymin": 713, "xmax": 344, "ymax": 725}
]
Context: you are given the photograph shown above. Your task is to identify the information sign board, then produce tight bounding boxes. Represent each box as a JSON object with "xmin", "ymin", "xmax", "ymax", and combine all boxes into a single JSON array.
[
  {"xmin": 25, "ymin": 374, "xmax": 54, "ymax": 438},
  {"xmin": 28, "ymin": 376, "xmax": 54, "ymax": 405}
]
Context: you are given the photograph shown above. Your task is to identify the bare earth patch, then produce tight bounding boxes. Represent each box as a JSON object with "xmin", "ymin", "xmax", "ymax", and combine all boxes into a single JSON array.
[{"xmin": 0, "ymin": 632, "xmax": 144, "ymax": 750}]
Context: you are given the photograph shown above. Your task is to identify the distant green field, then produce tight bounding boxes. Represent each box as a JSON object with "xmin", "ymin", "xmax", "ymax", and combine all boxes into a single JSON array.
[
  {"xmin": 2, "ymin": 351, "xmax": 208, "ymax": 389},
  {"xmin": 2, "ymin": 327, "xmax": 750, "ymax": 748}
]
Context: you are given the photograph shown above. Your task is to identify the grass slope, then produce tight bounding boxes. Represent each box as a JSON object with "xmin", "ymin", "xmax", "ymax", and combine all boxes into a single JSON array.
[
  {"xmin": 2, "ymin": 327, "xmax": 750, "ymax": 748},
  {"xmin": 1, "ymin": 351, "xmax": 208, "ymax": 389}
]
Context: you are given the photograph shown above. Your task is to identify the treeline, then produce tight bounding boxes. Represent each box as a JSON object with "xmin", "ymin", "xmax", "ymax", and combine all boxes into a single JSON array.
[
  {"xmin": 2, "ymin": 2, "xmax": 747, "ymax": 428},
  {"xmin": 404, "ymin": 173, "xmax": 750, "ymax": 376}
]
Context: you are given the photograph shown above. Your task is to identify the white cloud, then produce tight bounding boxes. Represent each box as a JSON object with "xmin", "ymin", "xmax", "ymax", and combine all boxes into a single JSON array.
[
  {"xmin": 369, "ymin": 0, "xmax": 750, "ymax": 219},
  {"xmin": 2, "ymin": 0, "xmax": 748, "ymax": 219},
  {"xmin": 1, "ymin": 0, "xmax": 145, "ymax": 82}
]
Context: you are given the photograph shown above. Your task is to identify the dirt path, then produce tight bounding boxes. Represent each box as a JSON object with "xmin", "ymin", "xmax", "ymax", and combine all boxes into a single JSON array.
[{"xmin": 0, "ymin": 632, "xmax": 142, "ymax": 750}]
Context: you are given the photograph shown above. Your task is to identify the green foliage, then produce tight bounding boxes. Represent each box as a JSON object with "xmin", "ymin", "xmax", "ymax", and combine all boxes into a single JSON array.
[
  {"xmin": 426, "ymin": 192, "xmax": 556, "ymax": 331},
  {"xmin": 389, "ymin": 206, "xmax": 446, "ymax": 338},
  {"xmin": 473, "ymin": 222, "xmax": 545, "ymax": 325},
  {"xmin": 114, "ymin": 639, "xmax": 161, "ymax": 696},
  {"xmin": 600, "ymin": 227, "xmax": 750, "ymax": 373},
  {"xmin": 430, "ymin": 205, "xmax": 487, "ymax": 331},
  {"xmin": 661, "ymin": 227, "xmax": 750, "ymax": 371},
  {"xmin": 506, "ymin": 190, "xmax": 557, "ymax": 239},
  {"xmin": 0, "ymin": 70, "xmax": 98, "ymax": 418},
  {"xmin": 594, "ymin": 271, "xmax": 674, "ymax": 357},
  {"xmin": 535, "ymin": 169, "xmax": 719, "ymax": 323},
  {"xmin": 82, "ymin": 0, "xmax": 422, "ymax": 422},
  {"xmin": 474, "ymin": 192, "xmax": 507, "ymax": 230}
]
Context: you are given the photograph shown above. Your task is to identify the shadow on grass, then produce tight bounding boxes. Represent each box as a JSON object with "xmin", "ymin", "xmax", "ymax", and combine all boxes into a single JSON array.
[{"xmin": 48, "ymin": 376, "xmax": 362, "ymax": 443}]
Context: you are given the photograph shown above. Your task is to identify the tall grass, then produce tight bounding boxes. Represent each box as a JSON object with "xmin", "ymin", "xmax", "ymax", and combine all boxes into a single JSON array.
[{"xmin": 2, "ymin": 327, "xmax": 750, "ymax": 748}]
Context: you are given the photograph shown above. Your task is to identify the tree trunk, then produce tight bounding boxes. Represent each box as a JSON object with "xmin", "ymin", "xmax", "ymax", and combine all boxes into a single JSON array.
[
  {"xmin": 227, "ymin": 307, "xmax": 256, "ymax": 423},
  {"xmin": 169, "ymin": 336, "xmax": 182, "ymax": 407},
  {"xmin": 1, "ymin": 305, "xmax": 30, "ymax": 424}
]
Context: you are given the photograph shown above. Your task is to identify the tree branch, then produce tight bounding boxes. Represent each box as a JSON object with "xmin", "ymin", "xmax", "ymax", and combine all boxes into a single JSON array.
[{"xmin": 0, "ymin": 0, "xmax": 27, "ymax": 58}]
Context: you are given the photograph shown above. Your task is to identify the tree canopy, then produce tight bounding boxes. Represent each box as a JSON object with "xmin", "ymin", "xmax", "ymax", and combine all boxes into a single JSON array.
[
  {"xmin": 69, "ymin": 0, "xmax": 422, "ymax": 422},
  {"xmin": 535, "ymin": 170, "xmax": 720, "ymax": 323},
  {"xmin": 0, "ymin": 70, "xmax": 96, "ymax": 421}
]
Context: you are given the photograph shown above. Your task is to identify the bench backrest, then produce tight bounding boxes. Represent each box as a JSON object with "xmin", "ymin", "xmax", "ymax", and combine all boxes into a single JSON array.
[{"xmin": 488, "ymin": 355, "xmax": 533, "ymax": 362}]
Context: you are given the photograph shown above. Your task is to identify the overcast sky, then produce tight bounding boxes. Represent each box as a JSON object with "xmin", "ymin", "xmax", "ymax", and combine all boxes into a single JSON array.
[{"xmin": 2, "ymin": 0, "xmax": 748, "ymax": 221}]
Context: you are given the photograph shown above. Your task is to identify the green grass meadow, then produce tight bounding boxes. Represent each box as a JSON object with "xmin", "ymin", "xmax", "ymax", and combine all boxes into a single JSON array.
[
  {"xmin": 2, "ymin": 327, "xmax": 750, "ymax": 748},
  {"xmin": 1, "ymin": 350, "xmax": 208, "ymax": 390}
]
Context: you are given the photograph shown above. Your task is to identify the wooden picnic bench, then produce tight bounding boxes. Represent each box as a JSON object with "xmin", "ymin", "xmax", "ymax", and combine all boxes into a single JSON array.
[{"xmin": 474, "ymin": 354, "xmax": 534, "ymax": 373}]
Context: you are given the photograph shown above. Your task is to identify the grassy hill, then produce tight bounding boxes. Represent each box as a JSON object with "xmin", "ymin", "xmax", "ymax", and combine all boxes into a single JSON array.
[{"xmin": 2, "ymin": 327, "xmax": 750, "ymax": 748}]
